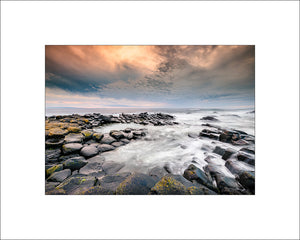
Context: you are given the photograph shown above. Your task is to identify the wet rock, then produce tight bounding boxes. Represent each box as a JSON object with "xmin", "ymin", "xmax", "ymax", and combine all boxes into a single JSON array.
[
  {"xmin": 47, "ymin": 169, "xmax": 71, "ymax": 182},
  {"xmin": 120, "ymin": 138, "xmax": 130, "ymax": 144},
  {"xmin": 58, "ymin": 153, "xmax": 81, "ymax": 162},
  {"xmin": 98, "ymin": 172, "xmax": 131, "ymax": 192},
  {"xmin": 200, "ymin": 144, "xmax": 213, "ymax": 152},
  {"xmin": 61, "ymin": 143, "xmax": 83, "ymax": 155},
  {"xmin": 124, "ymin": 128, "xmax": 132, "ymax": 133},
  {"xmin": 80, "ymin": 145, "xmax": 99, "ymax": 158},
  {"xmin": 100, "ymin": 134, "xmax": 116, "ymax": 144},
  {"xmin": 64, "ymin": 133, "xmax": 84, "ymax": 144},
  {"xmin": 81, "ymin": 130, "xmax": 93, "ymax": 140},
  {"xmin": 187, "ymin": 185, "xmax": 218, "ymax": 195},
  {"xmin": 240, "ymin": 147, "xmax": 255, "ymax": 155},
  {"xmin": 219, "ymin": 130, "xmax": 238, "ymax": 143},
  {"xmin": 222, "ymin": 148, "xmax": 236, "ymax": 160},
  {"xmin": 188, "ymin": 132, "xmax": 198, "ymax": 138},
  {"xmin": 79, "ymin": 161, "xmax": 104, "ymax": 177},
  {"xmin": 102, "ymin": 161, "xmax": 125, "ymax": 174},
  {"xmin": 232, "ymin": 139, "xmax": 249, "ymax": 145},
  {"xmin": 148, "ymin": 166, "xmax": 168, "ymax": 179},
  {"xmin": 213, "ymin": 146, "xmax": 226, "ymax": 156},
  {"xmin": 46, "ymin": 138, "xmax": 64, "ymax": 149},
  {"xmin": 46, "ymin": 164, "xmax": 63, "ymax": 177},
  {"xmin": 111, "ymin": 142, "xmax": 124, "ymax": 148},
  {"xmin": 209, "ymin": 133, "xmax": 219, "ymax": 140},
  {"xmin": 183, "ymin": 164, "xmax": 215, "ymax": 190},
  {"xmin": 63, "ymin": 156, "xmax": 88, "ymax": 171},
  {"xmin": 150, "ymin": 175, "xmax": 188, "ymax": 195},
  {"xmin": 56, "ymin": 175, "xmax": 98, "ymax": 194},
  {"xmin": 201, "ymin": 116, "xmax": 219, "ymax": 121},
  {"xmin": 45, "ymin": 149, "xmax": 61, "ymax": 162},
  {"xmin": 116, "ymin": 173, "xmax": 157, "ymax": 195},
  {"xmin": 237, "ymin": 152, "xmax": 255, "ymax": 165},
  {"xmin": 204, "ymin": 155, "xmax": 216, "ymax": 164},
  {"xmin": 225, "ymin": 159, "xmax": 255, "ymax": 176},
  {"xmin": 97, "ymin": 144, "xmax": 115, "ymax": 152},
  {"xmin": 237, "ymin": 172, "xmax": 255, "ymax": 194},
  {"xmin": 92, "ymin": 132, "xmax": 104, "ymax": 142},
  {"xmin": 110, "ymin": 130, "xmax": 125, "ymax": 140}
]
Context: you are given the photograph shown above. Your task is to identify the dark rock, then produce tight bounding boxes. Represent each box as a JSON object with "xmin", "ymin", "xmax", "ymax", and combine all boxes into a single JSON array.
[
  {"xmin": 46, "ymin": 138, "xmax": 64, "ymax": 149},
  {"xmin": 232, "ymin": 139, "xmax": 249, "ymax": 145},
  {"xmin": 79, "ymin": 161, "xmax": 104, "ymax": 177},
  {"xmin": 97, "ymin": 144, "xmax": 115, "ymax": 152},
  {"xmin": 98, "ymin": 172, "xmax": 131, "ymax": 193},
  {"xmin": 225, "ymin": 159, "xmax": 255, "ymax": 175},
  {"xmin": 45, "ymin": 149, "xmax": 61, "ymax": 162},
  {"xmin": 56, "ymin": 175, "xmax": 98, "ymax": 194},
  {"xmin": 46, "ymin": 164, "xmax": 63, "ymax": 177},
  {"xmin": 183, "ymin": 164, "xmax": 215, "ymax": 190},
  {"xmin": 63, "ymin": 156, "xmax": 88, "ymax": 171},
  {"xmin": 149, "ymin": 166, "xmax": 168, "ymax": 179},
  {"xmin": 120, "ymin": 138, "xmax": 130, "ymax": 144},
  {"xmin": 237, "ymin": 152, "xmax": 255, "ymax": 165},
  {"xmin": 92, "ymin": 132, "xmax": 104, "ymax": 142},
  {"xmin": 150, "ymin": 175, "xmax": 188, "ymax": 195},
  {"xmin": 116, "ymin": 173, "xmax": 157, "ymax": 195},
  {"xmin": 102, "ymin": 161, "xmax": 125, "ymax": 174},
  {"xmin": 100, "ymin": 134, "xmax": 116, "ymax": 144},
  {"xmin": 222, "ymin": 148, "xmax": 236, "ymax": 160},
  {"xmin": 80, "ymin": 145, "xmax": 99, "ymax": 158},
  {"xmin": 45, "ymin": 182, "xmax": 60, "ymax": 192},
  {"xmin": 240, "ymin": 147, "xmax": 255, "ymax": 155},
  {"xmin": 47, "ymin": 169, "xmax": 71, "ymax": 182},
  {"xmin": 201, "ymin": 116, "xmax": 219, "ymax": 121},
  {"xmin": 111, "ymin": 142, "xmax": 124, "ymax": 147},
  {"xmin": 81, "ymin": 130, "xmax": 94, "ymax": 140},
  {"xmin": 61, "ymin": 143, "xmax": 83, "ymax": 155},
  {"xmin": 110, "ymin": 130, "xmax": 125, "ymax": 140},
  {"xmin": 64, "ymin": 133, "xmax": 84, "ymax": 144},
  {"xmin": 58, "ymin": 153, "xmax": 81, "ymax": 162},
  {"xmin": 219, "ymin": 130, "xmax": 238, "ymax": 143},
  {"xmin": 213, "ymin": 146, "xmax": 226, "ymax": 156},
  {"xmin": 237, "ymin": 172, "xmax": 255, "ymax": 194},
  {"xmin": 124, "ymin": 128, "xmax": 132, "ymax": 133}
]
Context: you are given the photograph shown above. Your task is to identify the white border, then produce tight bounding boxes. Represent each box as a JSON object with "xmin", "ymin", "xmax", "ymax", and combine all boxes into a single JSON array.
[{"xmin": 1, "ymin": 1, "xmax": 299, "ymax": 239}]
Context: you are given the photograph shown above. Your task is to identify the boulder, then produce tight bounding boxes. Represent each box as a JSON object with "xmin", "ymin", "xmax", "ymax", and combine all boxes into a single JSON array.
[
  {"xmin": 150, "ymin": 175, "xmax": 188, "ymax": 195},
  {"xmin": 63, "ymin": 156, "xmax": 88, "ymax": 171},
  {"xmin": 48, "ymin": 127, "xmax": 68, "ymax": 138},
  {"xmin": 46, "ymin": 164, "xmax": 63, "ymax": 177},
  {"xmin": 183, "ymin": 164, "xmax": 215, "ymax": 190},
  {"xmin": 47, "ymin": 169, "xmax": 71, "ymax": 182},
  {"xmin": 111, "ymin": 141, "xmax": 124, "ymax": 148},
  {"xmin": 61, "ymin": 143, "xmax": 83, "ymax": 155},
  {"xmin": 100, "ymin": 134, "xmax": 116, "ymax": 144},
  {"xmin": 222, "ymin": 148, "xmax": 236, "ymax": 160},
  {"xmin": 213, "ymin": 146, "xmax": 226, "ymax": 156},
  {"xmin": 97, "ymin": 144, "xmax": 115, "ymax": 152},
  {"xmin": 225, "ymin": 159, "xmax": 255, "ymax": 175},
  {"xmin": 80, "ymin": 145, "xmax": 99, "ymax": 158},
  {"xmin": 81, "ymin": 130, "xmax": 93, "ymax": 140},
  {"xmin": 116, "ymin": 173, "xmax": 158, "ymax": 195},
  {"xmin": 92, "ymin": 132, "xmax": 104, "ymax": 142},
  {"xmin": 120, "ymin": 139, "xmax": 130, "ymax": 144},
  {"xmin": 45, "ymin": 138, "xmax": 64, "ymax": 149},
  {"xmin": 110, "ymin": 130, "xmax": 125, "ymax": 140},
  {"xmin": 56, "ymin": 175, "xmax": 98, "ymax": 194},
  {"xmin": 102, "ymin": 161, "xmax": 125, "ymax": 174},
  {"xmin": 67, "ymin": 125, "xmax": 82, "ymax": 133},
  {"xmin": 237, "ymin": 172, "xmax": 255, "ymax": 194},
  {"xmin": 64, "ymin": 133, "xmax": 84, "ymax": 144},
  {"xmin": 45, "ymin": 149, "xmax": 61, "ymax": 162},
  {"xmin": 237, "ymin": 152, "xmax": 255, "ymax": 165},
  {"xmin": 99, "ymin": 172, "xmax": 131, "ymax": 193},
  {"xmin": 79, "ymin": 161, "xmax": 104, "ymax": 177}
]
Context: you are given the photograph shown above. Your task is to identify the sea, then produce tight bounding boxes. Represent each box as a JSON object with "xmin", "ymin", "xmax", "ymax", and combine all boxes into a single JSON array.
[{"xmin": 46, "ymin": 107, "xmax": 255, "ymax": 176}]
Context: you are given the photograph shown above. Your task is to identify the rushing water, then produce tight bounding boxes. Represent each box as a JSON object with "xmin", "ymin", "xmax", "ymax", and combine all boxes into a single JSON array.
[{"xmin": 90, "ymin": 108, "xmax": 255, "ymax": 176}]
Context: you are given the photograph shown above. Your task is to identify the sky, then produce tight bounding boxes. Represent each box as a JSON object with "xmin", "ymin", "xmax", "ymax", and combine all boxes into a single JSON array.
[{"xmin": 45, "ymin": 45, "xmax": 255, "ymax": 109}]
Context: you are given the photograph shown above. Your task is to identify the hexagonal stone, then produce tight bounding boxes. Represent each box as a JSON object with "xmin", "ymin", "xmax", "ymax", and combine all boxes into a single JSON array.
[
  {"xmin": 62, "ymin": 143, "xmax": 83, "ymax": 155},
  {"xmin": 63, "ymin": 156, "xmax": 88, "ymax": 171}
]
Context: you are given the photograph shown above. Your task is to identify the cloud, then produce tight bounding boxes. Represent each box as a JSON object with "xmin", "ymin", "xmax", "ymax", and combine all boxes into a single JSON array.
[{"xmin": 45, "ymin": 45, "xmax": 255, "ymax": 108}]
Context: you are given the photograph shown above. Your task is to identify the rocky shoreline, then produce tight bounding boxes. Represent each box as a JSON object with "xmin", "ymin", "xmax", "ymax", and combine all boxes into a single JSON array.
[{"xmin": 45, "ymin": 112, "xmax": 255, "ymax": 195}]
